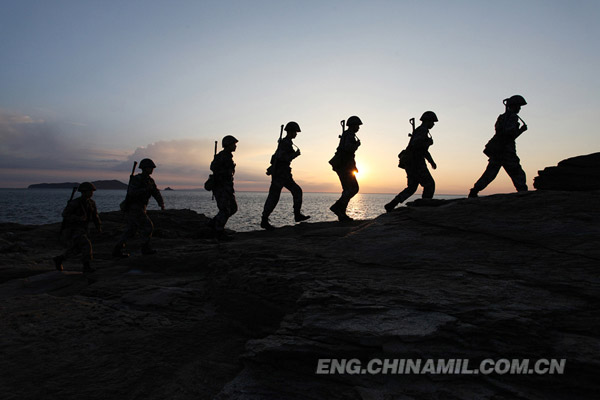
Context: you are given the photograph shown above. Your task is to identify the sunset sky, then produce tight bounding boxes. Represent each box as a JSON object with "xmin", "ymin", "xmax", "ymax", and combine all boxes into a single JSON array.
[{"xmin": 1, "ymin": 0, "xmax": 599, "ymax": 194}]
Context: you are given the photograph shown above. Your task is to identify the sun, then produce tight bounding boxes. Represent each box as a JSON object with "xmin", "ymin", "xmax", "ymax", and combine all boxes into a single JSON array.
[{"xmin": 354, "ymin": 163, "xmax": 366, "ymax": 177}]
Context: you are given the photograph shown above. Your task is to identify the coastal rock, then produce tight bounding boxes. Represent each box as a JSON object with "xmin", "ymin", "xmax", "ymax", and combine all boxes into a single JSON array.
[
  {"xmin": 533, "ymin": 152, "xmax": 600, "ymax": 190},
  {"xmin": 0, "ymin": 191, "xmax": 599, "ymax": 399}
]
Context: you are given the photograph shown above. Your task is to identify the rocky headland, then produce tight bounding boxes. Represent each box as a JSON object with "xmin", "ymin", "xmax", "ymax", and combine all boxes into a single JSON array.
[{"xmin": 1, "ymin": 190, "xmax": 599, "ymax": 399}]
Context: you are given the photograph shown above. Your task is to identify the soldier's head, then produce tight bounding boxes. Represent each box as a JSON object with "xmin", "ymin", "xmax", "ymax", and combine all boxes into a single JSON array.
[
  {"xmin": 346, "ymin": 116, "xmax": 362, "ymax": 133},
  {"xmin": 420, "ymin": 111, "xmax": 438, "ymax": 129},
  {"xmin": 503, "ymin": 95, "xmax": 527, "ymax": 113},
  {"xmin": 222, "ymin": 135, "xmax": 238, "ymax": 152},
  {"xmin": 139, "ymin": 158, "xmax": 156, "ymax": 175},
  {"xmin": 284, "ymin": 121, "xmax": 301, "ymax": 138},
  {"xmin": 78, "ymin": 182, "xmax": 96, "ymax": 198}
]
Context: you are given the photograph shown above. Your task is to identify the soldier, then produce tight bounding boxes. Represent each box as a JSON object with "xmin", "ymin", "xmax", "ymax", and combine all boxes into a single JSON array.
[
  {"xmin": 261, "ymin": 122, "xmax": 310, "ymax": 230},
  {"xmin": 469, "ymin": 95, "xmax": 528, "ymax": 197},
  {"xmin": 329, "ymin": 116, "xmax": 362, "ymax": 222},
  {"xmin": 53, "ymin": 182, "xmax": 102, "ymax": 274},
  {"xmin": 208, "ymin": 135, "xmax": 238, "ymax": 240},
  {"xmin": 112, "ymin": 158, "xmax": 165, "ymax": 257},
  {"xmin": 385, "ymin": 111, "xmax": 438, "ymax": 212}
]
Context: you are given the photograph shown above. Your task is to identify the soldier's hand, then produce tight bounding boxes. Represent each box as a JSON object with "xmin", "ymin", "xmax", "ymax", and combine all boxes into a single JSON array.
[
  {"xmin": 296, "ymin": 149, "xmax": 301, "ymax": 156},
  {"xmin": 520, "ymin": 124, "xmax": 528, "ymax": 133},
  {"xmin": 161, "ymin": 205, "xmax": 165, "ymax": 211},
  {"xmin": 431, "ymin": 161, "xmax": 437, "ymax": 170},
  {"xmin": 357, "ymin": 140, "xmax": 361, "ymax": 147}
]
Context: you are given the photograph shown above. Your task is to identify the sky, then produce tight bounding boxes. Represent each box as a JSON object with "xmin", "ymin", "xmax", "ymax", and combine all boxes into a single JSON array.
[{"xmin": 1, "ymin": 0, "xmax": 599, "ymax": 194}]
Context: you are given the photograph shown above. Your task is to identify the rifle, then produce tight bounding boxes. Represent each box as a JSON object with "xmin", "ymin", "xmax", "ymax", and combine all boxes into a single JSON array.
[
  {"xmin": 409, "ymin": 117, "xmax": 415, "ymax": 136},
  {"xmin": 59, "ymin": 186, "xmax": 79, "ymax": 234},
  {"xmin": 120, "ymin": 161, "xmax": 137, "ymax": 211},
  {"xmin": 212, "ymin": 141, "xmax": 217, "ymax": 200}
]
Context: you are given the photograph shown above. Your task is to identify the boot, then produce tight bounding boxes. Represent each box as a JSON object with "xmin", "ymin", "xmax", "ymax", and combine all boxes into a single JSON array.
[
  {"xmin": 384, "ymin": 200, "xmax": 398, "ymax": 213},
  {"xmin": 112, "ymin": 243, "xmax": 130, "ymax": 258},
  {"xmin": 329, "ymin": 203, "xmax": 343, "ymax": 218},
  {"xmin": 82, "ymin": 261, "xmax": 96, "ymax": 274},
  {"xmin": 141, "ymin": 243, "xmax": 157, "ymax": 255},
  {"xmin": 53, "ymin": 255, "xmax": 64, "ymax": 271},
  {"xmin": 294, "ymin": 212, "xmax": 310, "ymax": 222},
  {"xmin": 468, "ymin": 188, "xmax": 479, "ymax": 198},
  {"xmin": 338, "ymin": 214, "xmax": 353, "ymax": 222},
  {"xmin": 260, "ymin": 216, "xmax": 275, "ymax": 231}
]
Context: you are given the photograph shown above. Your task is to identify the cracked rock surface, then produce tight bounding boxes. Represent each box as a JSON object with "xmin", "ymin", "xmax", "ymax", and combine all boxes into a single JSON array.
[{"xmin": 1, "ymin": 191, "xmax": 599, "ymax": 399}]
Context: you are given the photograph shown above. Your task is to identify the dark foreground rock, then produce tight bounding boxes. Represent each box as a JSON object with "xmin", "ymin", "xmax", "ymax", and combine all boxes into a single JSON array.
[
  {"xmin": 534, "ymin": 152, "xmax": 600, "ymax": 190},
  {"xmin": 1, "ymin": 191, "xmax": 599, "ymax": 399}
]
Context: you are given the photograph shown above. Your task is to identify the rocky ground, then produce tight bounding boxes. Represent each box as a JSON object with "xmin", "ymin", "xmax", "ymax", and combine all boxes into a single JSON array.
[{"xmin": 1, "ymin": 190, "xmax": 599, "ymax": 400}]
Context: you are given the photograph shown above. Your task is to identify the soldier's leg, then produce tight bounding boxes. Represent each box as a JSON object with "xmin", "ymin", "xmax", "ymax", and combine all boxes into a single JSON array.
[
  {"xmin": 503, "ymin": 156, "xmax": 528, "ymax": 192},
  {"xmin": 284, "ymin": 176, "xmax": 303, "ymax": 214},
  {"xmin": 339, "ymin": 170, "xmax": 359, "ymax": 212},
  {"xmin": 139, "ymin": 212, "xmax": 155, "ymax": 254},
  {"xmin": 262, "ymin": 178, "xmax": 284, "ymax": 219},
  {"xmin": 386, "ymin": 169, "xmax": 419, "ymax": 210},
  {"xmin": 472, "ymin": 158, "xmax": 502, "ymax": 193},
  {"xmin": 78, "ymin": 234, "xmax": 95, "ymax": 273},
  {"xmin": 213, "ymin": 188, "xmax": 232, "ymax": 231},
  {"xmin": 420, "ymin": 167, "xmax": 435, "ymax": 199}
]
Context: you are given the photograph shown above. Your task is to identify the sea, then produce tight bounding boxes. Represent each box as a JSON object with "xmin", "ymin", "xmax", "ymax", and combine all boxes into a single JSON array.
[{"xmin": 0, "ymin": 189, "xmax": 464, "ymax": 232}]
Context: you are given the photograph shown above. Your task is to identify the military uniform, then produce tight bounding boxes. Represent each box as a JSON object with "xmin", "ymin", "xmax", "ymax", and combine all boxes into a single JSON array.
[
  {"xmin": 210, "ymin": 149, "xmax": 237, "ymax": 231},
  {"xmin": 331, "ymin": 129, "xmax": 360, "ymax": 216},
  {"xmin": 263, "ymin": 137, "xmax": 303, "ymax": 219},
  {"xmin": 55, "ymin": 195, "xmax": 101, "ymax": 272},
  {"xmin": 389, "ymin": 125, "xmax": 436, "ymax": 206},
  {"xmin": 472, "ymin": 111, "xmax": 528, "ymax": 193},
  {"xmin": 115, "ymin": 173, "xmax": 164, "ymax": 253}
]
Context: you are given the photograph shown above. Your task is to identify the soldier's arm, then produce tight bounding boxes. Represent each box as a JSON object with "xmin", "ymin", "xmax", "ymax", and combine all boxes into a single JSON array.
[
  {"xmin": 151, "ymin": 185, "xmax": 165, "ymax": 209},
  {"xmin": 91, "ymin": 202, "xmax": 102, "ymax": 231},
  {"xmin": 503, "ymin": 114, "xmax": 522, "ymax": 140},
  {"xmin": 276, "ymin": 140, "xmax": 298, "ymax": 162}
]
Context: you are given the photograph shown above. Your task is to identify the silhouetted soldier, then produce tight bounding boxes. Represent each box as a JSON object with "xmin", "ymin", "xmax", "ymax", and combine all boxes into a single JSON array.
[
  {"xmin": 112, "ymin": 158, "xmax": 165, "ymax": 257},
  {"xmin": 261, "ymin": 122, "xmax": 310, "ymax": 230},
  {"xmin": 208, "ymin": 135, "xmax": 238, "ymax": 240},
  {"xmin": 329, "ymin": 116, "xmax": 362, "ymax": 222},
  {"xmin": 53, "ymin": 182, "xmax": 102, "ymax": 274},
  {"xmin": 469, "ymin": 95, "xmax": 528, "ymax": 197},
  {"xmin": 385, "ymin": 111, "xmax": 438, "ymax": 212}
]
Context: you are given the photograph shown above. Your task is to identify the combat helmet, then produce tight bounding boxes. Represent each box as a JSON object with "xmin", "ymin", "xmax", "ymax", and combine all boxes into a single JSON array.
[
  {"xmin": 346, "ymin": 116, "xmax": 363, "ymax": 126},
  {"xmin": 78, "ymin": 182, "xmax": 96, "ymax": 192},
  {"xmin": 139, "ymin": 158, "xmax": 157, "ymax": 169},
  {"xmin": 284, "ymin": 121, "xmax": 301, "ymax": 132},
  {"xmin": 222, "ymin": 135, "xmax": 239, "ymax": 148},
  {"xmin": 420, "ymin": 111, "xmax": 438, "ymax": 122},
  {"xmin": 504, "ymin": 95, "xmax": 527, "ymax": 107}
]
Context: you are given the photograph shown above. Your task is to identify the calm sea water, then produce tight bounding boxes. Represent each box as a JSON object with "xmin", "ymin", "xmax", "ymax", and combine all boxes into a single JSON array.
[{"xmin": 0, "ymin": 189, "xmax": 463, "ymax": 232}]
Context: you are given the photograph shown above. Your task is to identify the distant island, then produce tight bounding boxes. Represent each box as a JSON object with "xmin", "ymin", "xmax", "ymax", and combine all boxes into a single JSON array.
[
  {"xmin": 164, "ymin": 187, "xmax": 174, "ymax": 191},
  {"xmin": 28, "ymin": 180, "xmax": 128, "ymax": 190}
]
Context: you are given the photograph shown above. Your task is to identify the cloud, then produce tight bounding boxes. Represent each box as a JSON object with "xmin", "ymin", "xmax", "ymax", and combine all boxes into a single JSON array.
[
  {"xmin": 0, "ymin": 109, "xmax": 126, "ymax": 170},
  {"xmin": 0, "ymin": 110, "xmax": 270, "ymax": 188}
]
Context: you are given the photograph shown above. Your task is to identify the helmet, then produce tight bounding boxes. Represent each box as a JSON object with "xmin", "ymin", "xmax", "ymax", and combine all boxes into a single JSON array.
[
  {"xmin": 222, "ymin": 135, "xmax": 238, "ymax": 148},
  {"xmin": 78, "ymin": 182, "xmax": 96, "ymax": 192},
  {"xmin": 346, "ymin": 116, "xmax": 363, "ymax": 126},
  {"xmin": 284, "ymin": 121, "xmax": 301, "ymax": 132},
  {"xmin": 139, "ymin": 158, "xmax": 156, "ymax": 169},
  {"xmin": 420, "ymin": 111, "xmax": 438, "ymax": 122},
  {"xmin": 504, "ymin": 95, "xmax": 527, "ymax": 107}
]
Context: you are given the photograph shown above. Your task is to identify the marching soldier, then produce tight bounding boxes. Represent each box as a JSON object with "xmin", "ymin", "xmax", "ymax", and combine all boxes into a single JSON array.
[
  {"xmin": 469, "ymin": 95, "xmax": 529, "ymax": 197},
  {"xmin": 53, "ymin": 182, "xmax": 102, "ymax": 274},
  {"xmin": 385, "ymin": 111, "xmax": 438, "ymax": 212},
  {"xmin": 329, "ymin": 116, "xmax": 363, "ymax": 222},
  {"xmin": 112, "ymin": 158, "xmax": 164, "ymax": 257},
  {"xmin": 261, "ymin": 121, "xmax": 310, "ymax": 230},
  {"xmin": 208, "ymin": 135, "xmax": 238, "ymax": 240}
]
